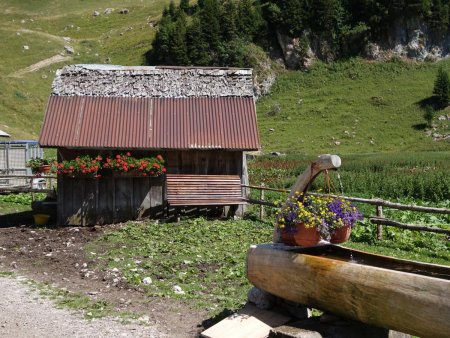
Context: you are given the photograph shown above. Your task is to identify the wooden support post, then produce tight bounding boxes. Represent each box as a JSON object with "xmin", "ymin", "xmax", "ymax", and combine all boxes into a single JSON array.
[
  {"xmin": 260, "ymin": 183, "xmax": 265, "ymax": 220},
  {"xmin": 376, "ymin": 205, "xmax": 383, "ymax": 240}
]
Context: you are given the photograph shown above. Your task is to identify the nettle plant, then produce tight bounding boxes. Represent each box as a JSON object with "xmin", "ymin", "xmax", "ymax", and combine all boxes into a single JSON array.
[
  {"xmin": 276, "ymin": 192, "xmax": 363, "ymax": 240},
  {"xmin": 55, "ymin": 153, "xmax": 165, "ymax": 178}
]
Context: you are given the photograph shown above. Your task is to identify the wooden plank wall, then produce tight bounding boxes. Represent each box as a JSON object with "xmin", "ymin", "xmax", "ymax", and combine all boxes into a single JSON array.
[
  {"xmin": 56, "ymin": 148, "xmax": 244, "ymax": 224},
  {"xmin": 57, "ymin": 176, "xmax": 164, "ymax": 226},
  {"xmin": 166, "ymin": 150, "xmax": 242, "ymax": 175}
]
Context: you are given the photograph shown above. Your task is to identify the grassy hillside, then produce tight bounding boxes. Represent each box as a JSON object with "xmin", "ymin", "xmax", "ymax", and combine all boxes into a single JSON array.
[
  {"xmin": 0, "ymin": 0, "xmax": 170, "ymax": 139},
  {"xmin": 257, "ymin": 59, "xmax": 450, "ymax": 155},
  {"xmin": 0, "ymin": 0, "xmax": 448, "ymax": 155}
]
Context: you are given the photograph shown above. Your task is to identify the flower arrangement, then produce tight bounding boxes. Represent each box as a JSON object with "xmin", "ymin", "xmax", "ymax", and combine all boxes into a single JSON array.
[
  {"xmin": 276, "ymin": 192, "xmax": 363, "ymax": 244},
  {"xmin": 102, "ymin": 152, "xmax": 166, "ymax": 176},
  {"xmin": 55, "ymin": 153, "xmax": 165, "ymax": 178},
  {"xmin": 27, "ymin": 157, "xmax": 55, "ymax": 174},
  {"xmin": 55, "ymin": 155, "xmax": 102, "ymax": 177}
]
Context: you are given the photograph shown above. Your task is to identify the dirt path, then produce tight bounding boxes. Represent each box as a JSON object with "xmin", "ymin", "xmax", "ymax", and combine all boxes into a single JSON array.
[
  {"xmin": 10, "ymin": 54, "xmax": 72, "ymax": 77},
  {"xmin": 0, "ymin": 223, "xmax": 207, "ymax": 337},
  {"xmin": 17, "ymin": 29, "xmax": 66, "ymax": 42},
  {"xmin": 0, "ymin": 276, "xmax": 164, "ymax": 338}
]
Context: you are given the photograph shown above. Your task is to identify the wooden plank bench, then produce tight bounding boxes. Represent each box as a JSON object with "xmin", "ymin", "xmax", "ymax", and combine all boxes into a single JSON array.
[{"xmin": 166, "ymin": 174, "xmax": 246, "ymax": 206}]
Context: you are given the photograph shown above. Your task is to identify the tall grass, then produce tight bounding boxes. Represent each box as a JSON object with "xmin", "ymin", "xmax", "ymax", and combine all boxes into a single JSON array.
[{"xmin": 248, "ymin": 151, "xmax": 450, "ymax": 202}]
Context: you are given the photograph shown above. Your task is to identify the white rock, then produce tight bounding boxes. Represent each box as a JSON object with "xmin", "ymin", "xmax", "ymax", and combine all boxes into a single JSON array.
[
  {"xmin": 142, "ymin": 277, "xmax": 152, "ymax": 285},
  {"xmin": 64, "ymin": 45, "xmax": 74, "ymax": 54},
  {"xmin": 23, "ymin": 45, "xmax": 29, "ymax": 50},
  {"xmin": 173, "ymin": 285, "xmax": 185, "ymax": 294},
  {"xmin": 93, "ymin": 11, "xmax": 100, "ymax": 16}
]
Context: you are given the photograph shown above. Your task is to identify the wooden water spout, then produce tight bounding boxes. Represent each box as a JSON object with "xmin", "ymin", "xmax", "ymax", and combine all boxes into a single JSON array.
[
  {"xmin": 288, "ymin": 154, "xmax": 341, "ymax": 198},
  {"xmin": 247, "ymin": 244, "xmax": 450, "ymax": 338}
]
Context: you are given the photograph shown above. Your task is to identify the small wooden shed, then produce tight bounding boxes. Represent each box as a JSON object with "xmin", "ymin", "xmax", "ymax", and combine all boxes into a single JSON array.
[{"xmin": 39, "ymin": 65, "xmax": 260, "ymax": 225}]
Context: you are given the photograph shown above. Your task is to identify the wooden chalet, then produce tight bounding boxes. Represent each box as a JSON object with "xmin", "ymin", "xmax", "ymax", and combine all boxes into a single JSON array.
[{"xmin": 39, "ymin": 65, "xmax": 260, "ymax": 225}]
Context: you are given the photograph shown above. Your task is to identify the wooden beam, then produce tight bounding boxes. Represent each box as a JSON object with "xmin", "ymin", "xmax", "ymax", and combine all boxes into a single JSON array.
[{"xmin": 370, "ymin": 217, "xmax": 450, "ymax": 235}]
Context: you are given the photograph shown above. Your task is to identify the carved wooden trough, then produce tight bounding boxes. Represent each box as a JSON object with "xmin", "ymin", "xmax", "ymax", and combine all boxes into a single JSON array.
[{"xmin": 247, "ymin": 244, "xmax": 450, "ymax": 338}]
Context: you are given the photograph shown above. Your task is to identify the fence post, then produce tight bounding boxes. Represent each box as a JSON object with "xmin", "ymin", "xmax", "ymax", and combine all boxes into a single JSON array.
[
  {"xmin": 376, "ymin": 205, "xmax": 383, "ymax": 240},
  {"xmin": 260, "ymin": 183, "xmax": 265, "ymax": 220}
]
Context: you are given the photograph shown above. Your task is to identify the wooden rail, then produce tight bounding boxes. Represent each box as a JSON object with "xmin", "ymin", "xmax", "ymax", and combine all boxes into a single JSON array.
[
  {"xmin": 242, "ymin": 184, "xmax": 450, "ymax": 237},
  {"xmin": 0, "ymin": 174, "xmax": 56, "ymax": 194}
]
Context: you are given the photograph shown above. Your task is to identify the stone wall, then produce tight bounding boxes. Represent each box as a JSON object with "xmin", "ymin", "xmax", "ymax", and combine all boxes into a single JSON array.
[{"xmin": 52, "ymin": 64, "xmax": 254, "ymax": 98}]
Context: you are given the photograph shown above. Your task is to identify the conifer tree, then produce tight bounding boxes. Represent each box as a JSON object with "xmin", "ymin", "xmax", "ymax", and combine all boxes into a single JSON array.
[
  {"xmin": 170, "ymin": 13, "xmax": 190, "ymax": 64},
  {"xmin": 433, "ymin": 66, "xmax": 450, "ymax": 108},
  {"xmin": 222, "ymin": 0, "xmax": 238, "ymax": 41},
  {"xmin": 179, "ymin": 0, "xmax": 189, "ymax": 13},
  {"xmin": 150, "ymin": 13, "xmax": 174, "ymax": 64},
  {"xmin": 187, "ymin": 17, "xmax": 211, "ymax": 65}
]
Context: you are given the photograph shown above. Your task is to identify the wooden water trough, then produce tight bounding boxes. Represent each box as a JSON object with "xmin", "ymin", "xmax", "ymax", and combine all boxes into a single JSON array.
[{"xmin": 247, "ymin": 244, "xmax": 450, "ymax": 338}]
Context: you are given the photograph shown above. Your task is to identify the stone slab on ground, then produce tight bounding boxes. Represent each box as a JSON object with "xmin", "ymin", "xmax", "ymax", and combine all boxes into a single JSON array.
[
  {"xmin": 269, "ymin": 318, "xmax": 411, "ymax": 338},
  {"xmin": 201, "ymin": 303, "xmax": 290, "ymax": 338}
]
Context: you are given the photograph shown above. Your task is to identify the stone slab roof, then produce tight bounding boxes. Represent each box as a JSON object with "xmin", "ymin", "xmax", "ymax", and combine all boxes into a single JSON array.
[{"xmin": 52, "ymin": 64, "xmax": 254, "ymax": 98}]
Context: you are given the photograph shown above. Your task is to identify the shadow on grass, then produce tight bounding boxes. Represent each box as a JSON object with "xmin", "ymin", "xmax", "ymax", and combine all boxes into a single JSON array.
[
  {"xmin": 412, "ymin": 123, "xmax": 427, "ymax": 130},
  {"xmin": 416, "ymin": 96, "xmax": 439, "ymax": 109}
]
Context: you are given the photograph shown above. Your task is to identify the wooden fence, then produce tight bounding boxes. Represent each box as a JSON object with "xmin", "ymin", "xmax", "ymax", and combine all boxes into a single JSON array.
[
  {"xmin": 242, "ymin": 184, "xmax": 450, "ymax": 238},
  {"xmin": 0, "ymin": 174, "xmax": 56, "ymax": 194}
]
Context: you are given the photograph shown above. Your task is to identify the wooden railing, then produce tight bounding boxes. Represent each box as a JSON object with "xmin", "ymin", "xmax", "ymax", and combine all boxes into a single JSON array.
[
  {"xmin": 0, "ymin": 174, "xmax": 56, "ymax": 194},
  {"xmin": 242, "ymin": 184, "xmax": 450, "ymax": 237}
]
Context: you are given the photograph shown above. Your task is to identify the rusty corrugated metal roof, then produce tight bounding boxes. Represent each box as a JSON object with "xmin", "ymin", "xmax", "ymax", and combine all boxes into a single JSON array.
[{"xmin": 39, "ymin": 96, "xmax": 260, "ymax": 150}]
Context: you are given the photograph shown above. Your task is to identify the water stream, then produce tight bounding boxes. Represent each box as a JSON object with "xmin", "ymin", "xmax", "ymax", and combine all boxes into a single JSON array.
[{"xmin": 336, "ymin": 171, "xmax": 345, "ymax": 196}]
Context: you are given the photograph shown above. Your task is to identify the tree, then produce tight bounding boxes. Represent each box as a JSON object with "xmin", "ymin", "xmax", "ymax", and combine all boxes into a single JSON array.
[
  {"xmin": 179, "ymin": 0, "xmax": 190, "ymax": 13},
  {"xmin": 433, "ymin": 66, "xmax": 450, "ymax": 108},
  {"xmin": 221, "ymin": 0, "xmax": 238, "ymax": 41},
  {"xmin": 150, "ymin": 14, "xmax": 174, "ymax": 64},
  {"xmin": 170, "ymin": 14, "xmax": 190, "ymax": 64},
  {"xmin": 423, "ymin": 105, "xmax": 435, "ymax": 127},
  {"xmin": 186, "ymin": 17, "xmax": 211, "ymax": 65}
]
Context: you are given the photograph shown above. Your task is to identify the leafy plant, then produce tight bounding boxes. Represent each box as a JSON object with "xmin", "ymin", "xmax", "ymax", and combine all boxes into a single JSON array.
[
  {"xmin": 88, "ymin": 218, "xmax": 273, "ymax": 315},
  {"xmin": 26, "ymin": 157, "xmax": 54, "ymax": 173}
]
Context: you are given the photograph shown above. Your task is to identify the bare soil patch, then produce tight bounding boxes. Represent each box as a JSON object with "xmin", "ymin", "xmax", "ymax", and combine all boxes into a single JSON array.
[{"xmin": 0, "ymin": 217, "xmax": 208, "ymax": 338}]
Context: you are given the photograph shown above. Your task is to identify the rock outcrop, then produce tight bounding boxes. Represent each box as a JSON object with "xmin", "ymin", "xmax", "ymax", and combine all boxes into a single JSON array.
[{"xmin": 276, "ymin": 19, "xmax": 450, "ymax": 69}]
